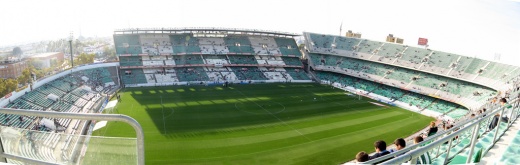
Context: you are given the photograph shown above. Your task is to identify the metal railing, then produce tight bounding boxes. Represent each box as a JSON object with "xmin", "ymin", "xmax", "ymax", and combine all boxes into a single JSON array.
[
  {"xmin": 362, "ymin": 98, "xmax": 519, "ymax": 164},
  {"xmin": 0, "ymin": 108, "xmax": 144, "ymax": 165}
]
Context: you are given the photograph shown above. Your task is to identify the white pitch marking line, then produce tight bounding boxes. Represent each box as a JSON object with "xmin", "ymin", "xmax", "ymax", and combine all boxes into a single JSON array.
[{"xmin": 161, "ymin": 96, "xmax": 167, "ymax": 134}]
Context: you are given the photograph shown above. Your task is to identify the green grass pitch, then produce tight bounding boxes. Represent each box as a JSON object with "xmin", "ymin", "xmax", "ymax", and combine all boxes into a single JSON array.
[{"xmin": 90, "ymin": 83, "xmax": 433, "ymax": 164}]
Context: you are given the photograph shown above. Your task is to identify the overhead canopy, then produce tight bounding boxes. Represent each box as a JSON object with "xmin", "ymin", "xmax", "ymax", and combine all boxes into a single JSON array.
[
  {"xmin": 40, "ymin": 118, "xmax": 56, "ymax": 130},
  {"xmin": 105, "ymin": 82, "xmax": 115, "ymax": 87},
  {"xmin": 81, "ymin": 76, "xmax": 89, "ymax": 82},
  {"xmin": 82, "ymin": 86, "xmax": 93, "ymax": 92},
  {"xmin": 47, "ymin": 94, "xmax": 59, "ymax": 101}
]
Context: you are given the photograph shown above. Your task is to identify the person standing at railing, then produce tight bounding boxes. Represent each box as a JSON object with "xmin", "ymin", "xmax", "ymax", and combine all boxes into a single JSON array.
[
  {"xmin": 488, "ymin": 113, "xmax": 500, "ymax": 131},
  {"xmin": 425, "ymin": 121, "xmax": 438, "ymax": 138}
]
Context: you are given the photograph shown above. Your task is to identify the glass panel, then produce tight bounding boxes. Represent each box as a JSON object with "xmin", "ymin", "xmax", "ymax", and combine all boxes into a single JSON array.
[{"xmin": 0, "ymin": 125, "xmax": 137, "ymax": 165}]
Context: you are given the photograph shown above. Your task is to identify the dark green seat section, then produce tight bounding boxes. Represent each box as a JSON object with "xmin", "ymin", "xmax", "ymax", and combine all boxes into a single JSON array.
[
  {"xmin": 281, "ymin": 57, "xmax": 302, "ymax": 66},
  {"xmin": 285, "ymin": 68, "xmax": 310, "ymax": 80},
  {"xmin": 119, "ymin": 56, "xmax": 143, "ymax": 66},
  {"xmin": 114, "ymin": 35, "xmax": 142, "ymax": 54},
  {"xmin": 224, "ymin": 35, "xmax": 254, "ymax": 54},
  {"xmin": 230, "ymin": 67, "xmax": 267, "ymax": 80},
  {"xmin": 175, "ymin": 67, "xmax": 209, "ymax": 82},
  {"xmin": 308, "ymin": 53, "xmax": 323, "ymax": 65},
  {"xmin": 120, "ymin": 69, "xmax": 147, "ymax": 84},
  {"xmin": 172, "ymin": 55, "xmax": 204, "ymax": 65},
  {"xmin": 355, "ymin": 39, "xmax": 384, "ymax": 54},
  {"xmin": 170, "ymin": 34, "xmax": 201, "ymax": 54},
  {"xmin": 308, "ymin": 33, "xmax": 333, "ymax": 48},
  {"xmin": 228, "ymin": 55, "xmax": 257, "ymax": 64},
  {"xmin": 274, "ymin": 38, "xmax": 301, "ymax": 56}
]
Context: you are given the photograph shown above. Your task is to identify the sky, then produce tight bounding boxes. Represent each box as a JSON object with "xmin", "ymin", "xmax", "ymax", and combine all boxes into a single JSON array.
[{"xmin": 0, "ymin": 0, "xmax": 519, "ymax": 65}]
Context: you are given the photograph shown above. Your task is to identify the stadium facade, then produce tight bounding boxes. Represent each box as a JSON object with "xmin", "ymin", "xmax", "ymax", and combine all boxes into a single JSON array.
[{"xmin": 0, "ymin": 27, "xmax": 519, "ymax": 164}]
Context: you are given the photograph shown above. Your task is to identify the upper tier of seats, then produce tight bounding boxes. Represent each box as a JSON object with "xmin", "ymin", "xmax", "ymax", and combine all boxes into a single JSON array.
[
  {"xmin": 170, "ymin": 34, "xmax": 201, "ymax": 54},
  {"xmin": 115, "ymin": 34, "xmax": 301, "ymax": 56},
  {"xmin": 274, "ymin": 38, "xmax": 301, "ymax": 56},
  {"xmin": 140, "ymin": 34, "xmax": 173, "ymax": 55},
  {"xmin": 114, "ymin": 35, "xmax": 142, "ymax": 54},
  {"xmin": 224, "ymin": 35, "xmax": 255, "ymax": 54},
  {"xmin": 305, "ymin": 32, "xmax": 520, "ymax": 91}
]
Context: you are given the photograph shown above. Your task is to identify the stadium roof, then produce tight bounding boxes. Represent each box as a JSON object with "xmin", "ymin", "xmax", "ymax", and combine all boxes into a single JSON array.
[{"xmin": 114, "ymin": 27, "xmax": 300, "ymax": 37}]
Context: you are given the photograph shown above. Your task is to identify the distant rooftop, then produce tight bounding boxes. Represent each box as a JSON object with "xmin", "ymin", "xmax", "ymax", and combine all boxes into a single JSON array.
[
  {"xmin": 0, "ymin": 57, "xmax": 23, "ymax": 65},
  {"xmin": 28, "ymin": 52, "xmax": 61, "ymax": 58},
  {"xmin": 114, "ymin": 27, "xmax": 300, "ymax": 37}
]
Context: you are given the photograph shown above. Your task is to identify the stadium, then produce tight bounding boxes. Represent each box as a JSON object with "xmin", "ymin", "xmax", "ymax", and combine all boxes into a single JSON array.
[{"xmin": 0, "ymin": 26, "xmax": 519, "ymax": 165}]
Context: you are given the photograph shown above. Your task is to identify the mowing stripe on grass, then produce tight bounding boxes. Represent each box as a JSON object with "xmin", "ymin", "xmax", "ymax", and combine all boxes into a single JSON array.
[
  {"xmin": 164, "ymin": 111, "xmax": 424, "ymax": 162},
  {"xmin": 167, "ymin": 110, "xmax": 403, "ymax": 149},
  {"xmin": 235, "ymin": 88, "xmax": 313, "ymax": 142},
  {"xmin": 91, "ymin": 83, "xmax": 433, "ymax": 165}
]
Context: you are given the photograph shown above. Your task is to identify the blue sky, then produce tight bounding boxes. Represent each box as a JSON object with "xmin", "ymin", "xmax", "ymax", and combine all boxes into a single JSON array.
[{"xmin": 0, "ymin": 0, "xmax": 519, "ymax": 65}]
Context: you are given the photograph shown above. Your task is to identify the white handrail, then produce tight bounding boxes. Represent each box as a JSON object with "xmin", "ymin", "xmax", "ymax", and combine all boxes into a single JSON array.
[{"xmin": 0, "ymin": 108, "xmax": 145, "ymax": 165}]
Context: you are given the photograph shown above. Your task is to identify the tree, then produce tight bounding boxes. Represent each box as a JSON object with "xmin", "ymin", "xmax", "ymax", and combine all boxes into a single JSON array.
[
  {"xmin": 17, "ymin": 68, "xmax": 32, "ymax": 85},
  {"xmin": 74, "ymin": 53, "xmax": 95, "ymax": 65},
  {"xmin": 0, "ymin": 78, "xmax": 18, "ymax": 96},
  {"xmin": 12, "ymin": 47, "xmax": 23, "ymax": 58},
  {"xmin": 5, "ymin": 79, "xmax": 18, "ymax": 93},
  {"xmin": 103, "ymin": 46, "xmax": 117, "ymax": 61},
  {"xmin": 0, "ymin": 84, "xmax": 5, "ymax": 97},
  {"xmin": 298, "ymin": 44, "xmax": 305, "ymax": 51}
]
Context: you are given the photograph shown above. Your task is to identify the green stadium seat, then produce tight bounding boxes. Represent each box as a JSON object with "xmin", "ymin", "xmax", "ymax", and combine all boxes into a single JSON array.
[
  {"xmin": 230, "ymin": 67, "xmax": 268, "ymax": 80},
  {"xmin": 274, "ymin": 38, "xmax": 301, "ymax": 56},
  {"xmin": 175, "ymin": 67, "xmax": 209, "ymax": 82},
  {"xmin": 228, "ymin": 55, "xmax": 258, "ymax": 64},
  {"xmin": 285, "ymin": 69, "xmax": 310, "ymax": 80},
  {"xmin": 281, "ymin": 57, "xmax": 302, "ymax": 66}
]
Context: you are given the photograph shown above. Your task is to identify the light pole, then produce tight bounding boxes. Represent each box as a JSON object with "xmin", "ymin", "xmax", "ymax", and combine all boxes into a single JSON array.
[{"xmin": 69, "ymin": 32, "xmax": 74, "ymax": 68}]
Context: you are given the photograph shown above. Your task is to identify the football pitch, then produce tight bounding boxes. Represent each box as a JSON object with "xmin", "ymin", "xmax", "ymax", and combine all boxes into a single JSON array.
[{"xmin": 91, "ymin": 83, "xmax": 433, "ymax": 164}]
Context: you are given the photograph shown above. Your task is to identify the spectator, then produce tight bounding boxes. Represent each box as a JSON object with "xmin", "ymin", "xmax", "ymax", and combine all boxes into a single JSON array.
[
  {"xmin": 413, "ymin": 136, "xmax": 432, "ymax": 164},
  {"xmin": 500, "ymin": 98, "xmax": 507, "ymax": 106},
  {"xmin": 389, "ymin": 138, "xmax": 406, "ymax": 156},
  {"xmin": 426, "ymin": 121, "xmax": 438, "ymax": 137},
  {"xmin": 414, "ymin": 136, "xmax": 423, "ymax": 144},
  {"xmin": 369, "ymin": 140, "xmax": 390, "ymax": 160},
  {"xmin": 356, "ymin": 151, "xmax": 369, "ymax": 163},
  {"xmin": 488, "ymin": 113, "xmax": 500, "ymax": 131}
]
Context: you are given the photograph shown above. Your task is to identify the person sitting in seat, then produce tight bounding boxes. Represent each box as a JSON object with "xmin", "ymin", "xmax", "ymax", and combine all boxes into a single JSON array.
[
  {"xmin": 369, "ymin": 140, "xmax": 390, "ymax": 160},
  {"xmin": 356, "ymin": 151, "xmax": 369, "ymax": 163},
  {"xmin": 389, "ymin": 138, "xmax": 406, "ymax": 156}
]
